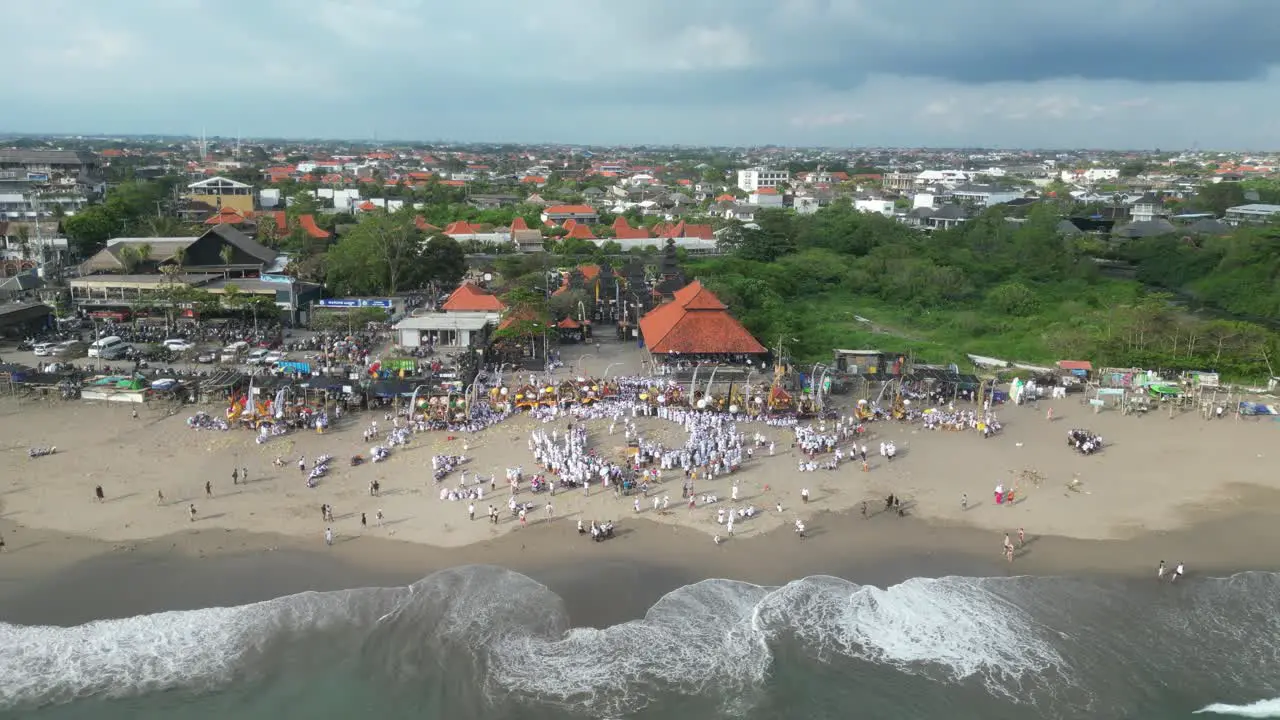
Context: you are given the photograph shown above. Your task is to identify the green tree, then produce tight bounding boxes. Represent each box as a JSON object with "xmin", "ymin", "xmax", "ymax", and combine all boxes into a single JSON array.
[
  {"xmin": 324, "ymin": 210, "xmax": 425, "ymax": 295},
  {"xmin": 421, "ymin": 234, "xmax": 467, "ymax": 286}
]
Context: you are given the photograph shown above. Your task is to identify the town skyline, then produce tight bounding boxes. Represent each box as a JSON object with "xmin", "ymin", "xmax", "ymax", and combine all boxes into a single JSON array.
[{"xmin": 8, "ymin": 0, "xmax": 1280, "ymax": 150}]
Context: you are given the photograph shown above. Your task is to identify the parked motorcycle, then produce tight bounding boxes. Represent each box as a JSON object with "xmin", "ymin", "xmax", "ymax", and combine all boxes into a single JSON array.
[{"xmin": 29, "ymin": 446, "xmax": 57, "ymax": 458}]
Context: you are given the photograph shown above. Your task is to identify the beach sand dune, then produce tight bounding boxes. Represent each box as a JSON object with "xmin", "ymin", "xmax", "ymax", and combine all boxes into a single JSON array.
[{"xmin": 0, "ymin": 396, "xmax": 1276, "ymax": 553}]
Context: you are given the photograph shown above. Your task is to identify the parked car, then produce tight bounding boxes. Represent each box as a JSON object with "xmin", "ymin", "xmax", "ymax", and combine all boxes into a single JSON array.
[
  {"xmin": 196, "ymin": 351, "xmax": 217, "ymax": 364},
  {"xmin": 100, "ymin": 344, "xmax": 133, "ymax": 361},
  {"xmin": 245, "ymin": 348, "xmax": 271, "ymax": 365},
  {"xmin": 263, "ymin": 351, "xmax": 285, "ymax": 365},
  {"xmin": 163, "ymin": 339, "xmax": 195, "ymax": 352},
  {"xmin": 33, "ymin": 342, "xmax": 55, "ymax": 357}
]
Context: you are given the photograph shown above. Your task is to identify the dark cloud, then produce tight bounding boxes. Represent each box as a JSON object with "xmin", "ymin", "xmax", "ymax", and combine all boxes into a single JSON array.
[{"xmin": 722, "ymin": 1, "xmax": 1280, "ymax": 88}]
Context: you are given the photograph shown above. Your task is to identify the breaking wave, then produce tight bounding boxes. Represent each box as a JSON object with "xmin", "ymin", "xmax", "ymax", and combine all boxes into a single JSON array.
[
  {"xmin": 0, "ymin": 566, "xmax": 1073, "ymax": 714},
  {"xmin": 1197, "ymin": 698, "xmax": 1280, "ymax": 718}
]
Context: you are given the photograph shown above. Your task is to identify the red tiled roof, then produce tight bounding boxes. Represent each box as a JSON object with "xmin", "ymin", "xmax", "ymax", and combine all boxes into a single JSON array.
[
  {"xmin": 579, "ymin": 264, "xmax": 600, "ymax": 280},
  {"xmin": 357, "ymin": 201, "xmax": 377, "ymax": 211},
  {"xmin": 442, "ymin": 283, "xmax": 506, "ymax": 312},
  {"xmin": 715, "ymin": 193, "xmax": 736, "ymax": 202},
  {"xmin": 612, "ymin": 217, "xmax": 650, "ymax": 239},
  {"xmin": 439, "ymin": 180, "xmax": 466, "ymax": 187},
  {"xmin": 557, "ymin": 317, "xmax": 581, "ymax": 329},
  {"xmin": 298, "ymin": 214, "xmax": 330, "ymax": 239},
  {"xmin": 256, "ymin": 210, "xmax": 288, "ymax": 231},
  {"xmin": 414, "ymin": 216, "xmax": 440, "ymax": 232},
  {"xmin": 564, "ymin": 223, "xmax": 596, "ymax": 240},
  {"xmin": 682, "ymin": 223, "xmax": 714, "ymax": 240},
  {"xmin": 443, "ymin": 220, "xmax": 477, "ymax": 235},
  {"xmin": 1057, "ymin": 360, "xmax": 1093, "ymax": 371},
  {"xmin": 521, "ymin": 176, "xmax": 547, "ymax": 184},
  {"xmin": 510, "ymin": 217, "xmax": 529, "ymax": 231},
  {"xmin": 754, "ymin": 187, "xmax": 778, "ymax": 195},
  {"xmin": 204, "ymin": 206, "xmax": 245, "ymax": 225},
  {"xmin": 545, "ymin": 205, "xmax": 596, "ymax": 215},
  {"xmin": 639, "ymin": 280, "xmax": 766, "ymax": 355}
]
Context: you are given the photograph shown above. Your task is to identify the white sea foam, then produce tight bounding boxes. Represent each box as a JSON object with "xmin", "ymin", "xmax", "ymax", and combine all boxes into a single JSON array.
[
  {"xmin": 0, "ymin": 567, "xmax": 1066, "ymax": 714},
  {"xmin": 1197, "ymin": 698, "xmax": 1280, "ymax": 718},
  {"xmin": 755, "ymin": 575, "xmax": 1067, "ymax": 700},
  {"xmin": 0, "ymin": 588, "xmax": 395, "ymax": 710}
]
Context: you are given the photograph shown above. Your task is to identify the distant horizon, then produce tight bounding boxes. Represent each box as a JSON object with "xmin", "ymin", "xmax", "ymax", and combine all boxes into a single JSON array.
[{"xmin": 0, "ymin": 130, "xmax": 1257, "ymax": 156}]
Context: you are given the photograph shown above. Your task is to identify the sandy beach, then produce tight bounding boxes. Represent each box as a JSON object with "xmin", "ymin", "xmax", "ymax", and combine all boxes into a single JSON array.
[{"xmin": 1, "ymin": 388, "xmax": 1277, "ymax": 555}]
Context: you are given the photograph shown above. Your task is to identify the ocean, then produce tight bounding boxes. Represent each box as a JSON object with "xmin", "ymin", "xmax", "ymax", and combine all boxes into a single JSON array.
[{"xmin": 2, "ymin": 565, "xmax": 1279, "ymax": 720}]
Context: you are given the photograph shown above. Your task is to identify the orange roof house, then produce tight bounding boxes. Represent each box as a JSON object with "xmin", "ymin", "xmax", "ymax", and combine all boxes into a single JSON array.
[
  {"xmin": 563, "ymin": 222, "xmax": 596, "ymax": 240},
  {"xmin": 639, "ymin": 280, "xmax": 767, "ymax": 355},
  {"xmin": 612, "ymin": 217, "xmax": 651, "ymax": 239},
  {"xmin": 357, "ymin": 201, "xmax": 377, "ymax": 212},
  {"xmin": 297, "ymin": 214, "xmax": 330, "ymax": 239},
  {"xmin": 442, "ymin": 283, "xmax": 507, "ymax": 312},
  {"xmin": 204, "ymin": 206, "xmax": 246, "ymax": 225},
  {"xmin": 443, "ymin": 220, "xmax": 478, "ymax": 235},
  {"xmin": 414, "ymin": 216, "xmax": 441, "ymax": 232},
  {"xmin": 510, "ymin": 217, "xmax": 530, "ymax": 231}
]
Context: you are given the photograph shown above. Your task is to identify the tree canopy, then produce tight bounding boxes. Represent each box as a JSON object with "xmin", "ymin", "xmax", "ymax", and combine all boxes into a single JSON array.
[{"xmin": 689, "ymin": 199, "xmax": 1279, "ymax": 379}]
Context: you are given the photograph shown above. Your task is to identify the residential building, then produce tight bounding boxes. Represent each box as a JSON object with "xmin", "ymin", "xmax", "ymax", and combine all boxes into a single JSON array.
[
  {"xmin": 748, "ymin": 187, "xmax": 784, "ymax": 206},
  {"xmin": 1060, "ymin": 168, "xmax": 1120, "ymax": 183},
  {"xmin": 0, "ymin": 149, "xmax": 99, "ymax": 185},
  {"xmin": 854, "ymin": 197, "xmax": 894, "ymax": 216},
  {"xmin": 794, "ymin": 196, "xmax": 821, "ymax": 214},
  {"xmin": 881, "ymin": 171, "xmax": 918, "ymax": 192},
  {"xmin": 1129, "ymin": 193, "xmax": 1167, "ymax": 223},
  {"xmin": 186, "ymin": 176, "xmax": 255, "ymax": 215},
  {"xmin": 1224, "ymin": 203, "xmax": 1280, "ymax": 226},
  {"xmin": 722, "ymin": 204, "xmax": 757, "ymax": 222},
  {"xmin": 947, "ymin": 184, "xmax": 1023, "ymax": 208},
  {"xmin": 736, "ymin": 167, "xmax": 789, "ymax": 193},
  {"xmin": 542, "ymin": 204, "xmax": 599, "ymax": 224}
]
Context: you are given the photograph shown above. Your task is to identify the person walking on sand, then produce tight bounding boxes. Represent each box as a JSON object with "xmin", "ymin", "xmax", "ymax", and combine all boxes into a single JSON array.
[
  {"xmin": 518, "ymin": 508, "xmax": 527, "ymax": 527},
  {"xmin": 299, "ymin": 456, "xmax": 306, "ymax": 473},
  {"xmin": 95, "ymin": 485, "xmax": 105, "ymax": 502},
  {"xmin": 961, "ymin": 493, "xmax": 968, "ymax": 510},
  {"xmin": 1173, "ymin": 562, "xmax": 1184, "ymax": 582},
  {"xmin": 232, "ymin": 468, "xmax": 239, "ymax": 485},
  {"xmin": 801, "ymin": 487, "xmax": 810, "ymax": 504},
  {"xmin": 1018, "ymin": 527, "xmax": 1025, "ymax": 547},
  {"xmin": 468, "ymin": 502, "xmax": 475, "ymax": 521},
  {"xmin": 325, "ymin": 527, "xmax": 333, "ymax": 546},
  {"xmin": 545, "ymin": 501, "xmax": 554, "ymax": 518},
  {"xmin": 1005, "ymin": 545, "xmax": 1014, "ymax": 563},
  {"xmin": 376, "ymin": 510, "xmax": 384, "ymax": 527},
  {"xmin": 1046, "ymin": 407, "xmax": 1054, "ymax": 422},
  {"xmin": 1157, "ymin": 560, "xmax": 1166, "ymax": 581},
  {"xmin": 205, "ymin": 481, "xmax": 212, "ymax": 498},
  {"xmin": 361, "ymin": 512, "xmax": 367, "ymax": 529},
  {"xmin": 157, "ymin": 489, "xmax": 165, "ymax": 505},
  {"xmin": 1003, "ymin": 533, "xmax": 1013, "ymax": 554},
  {"xmin": 861, "ymin": 500, "xmax": 868, "ymax": 518},
  {"xmin": 242, "ymin": 467, "xmax": 248, "ymax": 484},
  {"xmin": 189, "ymin": 503, "xmax": 197, "ymax": 522}
]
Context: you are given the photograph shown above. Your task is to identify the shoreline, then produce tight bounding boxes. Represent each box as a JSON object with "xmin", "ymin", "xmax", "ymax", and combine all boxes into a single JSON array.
[{"xmin": 6, "ymin": 495, "xmax": 1280, "ymax": 627}]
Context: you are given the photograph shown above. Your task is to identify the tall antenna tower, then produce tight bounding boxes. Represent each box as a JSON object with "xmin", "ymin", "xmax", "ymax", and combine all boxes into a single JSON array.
[{"xmin": 199, "ymin": 127, "xmax": 208, "ymax": 162}]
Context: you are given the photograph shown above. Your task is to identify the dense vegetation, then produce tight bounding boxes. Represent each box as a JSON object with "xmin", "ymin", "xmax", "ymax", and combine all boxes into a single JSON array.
[
  {"xmin": 1122, "ymin": 228, "xmax": 1280, "ymax": 322},
  {"xmin": 689, "ymin": 201, "xmax": 1279, "ymax": 380}
]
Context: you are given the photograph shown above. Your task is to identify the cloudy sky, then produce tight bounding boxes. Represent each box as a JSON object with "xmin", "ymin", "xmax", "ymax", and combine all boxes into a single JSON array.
[{"xmin": 6, "ymin": 0, "xmax": 1280, "ymax": 149}]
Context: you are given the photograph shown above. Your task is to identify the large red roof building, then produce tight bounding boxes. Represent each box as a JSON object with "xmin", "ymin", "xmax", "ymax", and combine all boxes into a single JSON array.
[
  {"xmin": 639, "ymin": 280, "xmax": 766, "ymax": 356},
  {"xmin": 441, "ymin": 283, "xmax": 506, "ymax": 312}
]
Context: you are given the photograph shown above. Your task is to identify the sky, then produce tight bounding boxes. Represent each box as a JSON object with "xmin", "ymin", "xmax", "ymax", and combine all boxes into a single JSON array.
[{"xmin": 5, "ymin": 0, "xmax": 1280, "ymax": 150}]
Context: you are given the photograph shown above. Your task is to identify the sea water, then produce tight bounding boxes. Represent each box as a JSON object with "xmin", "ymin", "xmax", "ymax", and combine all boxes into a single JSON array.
[{"xmin": 3, "ymin": 565, "xmax": 1279, "ymax": 719}]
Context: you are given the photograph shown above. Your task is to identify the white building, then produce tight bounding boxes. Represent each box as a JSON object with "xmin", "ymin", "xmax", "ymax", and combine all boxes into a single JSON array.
[
  {"xmin": 1060, "ymin": 168, "xmax": 1121, "ymax": 184},
  {"xmin": 748, "ymin": 188, "xmax": 784, "ymax": 206},
  {"xmin": 794, "ymin": 197, "xmax": 821, "ymax": 214},
  {"xmin": 948, "ymin": 184, "xmax": 1023, "ymax": 208},
  {"xmin": 736, "ymin": 167, "xmax": 789, "ymax": 193},
  {"xmin": 854, "ymin": 198, "xmax": 895, "ymax": 216},
  {"xmin": 915, "ymin": 169, "xmax": 972, "ymax": 186}
]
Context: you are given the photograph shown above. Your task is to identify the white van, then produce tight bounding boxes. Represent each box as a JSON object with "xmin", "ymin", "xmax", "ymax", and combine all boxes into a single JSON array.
[
  {"xmin": 220, "ymin": 341, "xmax": 249, "ymax": 363},
  {"xmin": 88, "ymin": 336, "xmax": 124, "ymax": 358}
]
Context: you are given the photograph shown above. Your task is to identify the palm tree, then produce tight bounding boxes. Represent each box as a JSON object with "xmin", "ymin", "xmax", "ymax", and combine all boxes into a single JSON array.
[{"xmin": 219, "ymin": 244, "xmax": 235, "ymax": 278}]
